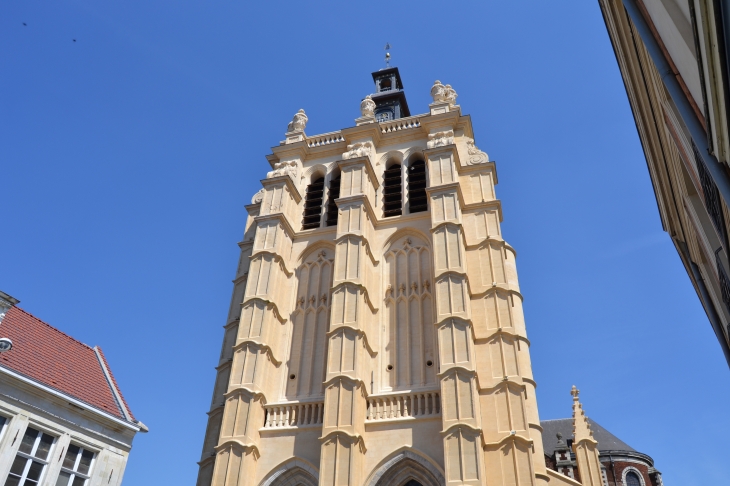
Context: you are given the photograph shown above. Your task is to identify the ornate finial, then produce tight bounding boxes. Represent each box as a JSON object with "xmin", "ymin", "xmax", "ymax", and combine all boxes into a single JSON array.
[
  {"xmin": 571, "ymin": 385, "xmax": 580, "ymax": 399},
  {"xmin": 360, "ymin": 95, "xmax": 376, "ymax": 118},
  {"xmin": 430, "ymin": 80, "xmax": 446, "ymax": 103},
  {"xmin": 286, "ymin": 109, "xmax": 308, "ymax": 133},
  {"xmin": 384, "ymin": 42, "xmax": 391, "ymax": 67},
  {"xmin": 556, "ymin": 432, "xmax": 563, "ymax": 440}
]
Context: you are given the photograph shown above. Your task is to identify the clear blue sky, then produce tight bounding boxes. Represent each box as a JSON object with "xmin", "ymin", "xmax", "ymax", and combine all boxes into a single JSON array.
[{"xmin": 2, "ymin": 2, "xmax": 728, "ymax": 485}]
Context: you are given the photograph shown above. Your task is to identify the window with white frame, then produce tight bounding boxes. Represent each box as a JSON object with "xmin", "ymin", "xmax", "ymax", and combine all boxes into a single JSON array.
[
  {"xmin": 4, "ymin": 427, "xmax": 55, "ymax": 486},
  {"xmin": 54, "ymin": 444, "xmax": 95, "ymax": 486},
  {"xmin": 625, "ymin": 471, "xmax": 642, "ymax": 486}
]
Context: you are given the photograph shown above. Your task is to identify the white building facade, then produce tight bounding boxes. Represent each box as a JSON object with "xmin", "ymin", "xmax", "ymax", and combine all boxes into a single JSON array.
[{"xmin": 0, "ymin": 292, "xmax": 146, "ymax": 486}]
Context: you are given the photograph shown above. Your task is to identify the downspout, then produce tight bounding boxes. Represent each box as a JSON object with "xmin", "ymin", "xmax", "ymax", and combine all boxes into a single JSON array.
[{"xmin": 622, "ymin": 0, "xmax": 730, "ymax": 209}]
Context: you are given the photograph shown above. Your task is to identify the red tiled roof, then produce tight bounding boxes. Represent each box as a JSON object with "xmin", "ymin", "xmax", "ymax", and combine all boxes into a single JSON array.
[{"xmin": 0, "ymin": 306, "xmax": 135, "ymax": 422}]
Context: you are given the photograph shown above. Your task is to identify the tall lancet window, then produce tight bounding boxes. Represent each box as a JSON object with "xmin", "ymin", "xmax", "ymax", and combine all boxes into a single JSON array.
[
  {"xmin": 302, "ymin": 176, "xmax": 325, "ymax": 229},
  {"xmin": 383, "ymin": 164, "xmax": 403, "ymax": 217},
  {"xmin": 325, "ymin": 173, "xmax": 340, "ymax": 227},
  {"xmin": 408, "ymin": 160, "xmax": 427, "ymax": 213}
]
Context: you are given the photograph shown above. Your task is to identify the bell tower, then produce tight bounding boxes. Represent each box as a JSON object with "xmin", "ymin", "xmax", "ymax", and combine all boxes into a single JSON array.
[
  {"xmin": 196, "ymin": 69, "xmax": 594, "ymax": 486},
  {"xmin": 370, "ymin": 67, "xmax": 410, "ymax": 122}
]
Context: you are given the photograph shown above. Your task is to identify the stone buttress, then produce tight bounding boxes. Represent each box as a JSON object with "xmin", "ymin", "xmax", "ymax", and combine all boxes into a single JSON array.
[
  {"xmin": 198, "ymin": 172, "xmax": 301, "ymax": 486},
  {"xmin": 423, "ymin": 96, "xmax": 548, "ymax": 486},
  {"xmin": 318, "ymin": 142, "xmax": 380, "ymax": 486}
]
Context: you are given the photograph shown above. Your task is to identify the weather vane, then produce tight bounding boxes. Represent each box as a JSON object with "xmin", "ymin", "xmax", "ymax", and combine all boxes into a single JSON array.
[{"xmin": 384, "ymin": 42, "xmax": 391, "ymax": 67}]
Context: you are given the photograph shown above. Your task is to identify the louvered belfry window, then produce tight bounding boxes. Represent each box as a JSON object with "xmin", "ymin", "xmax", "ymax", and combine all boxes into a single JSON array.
[
  {"xmin": 408, "ymin": 160, "xmax": 427, "ymax": 213},
  {"xmin": 383, "ymin": 164, "xmax": 403, "ymax": 217},
  {"xmin": 325, "ymin": 175, "xmax": 341, "ymax": 227},
  {"xmin": 302, "ymin": 177, "xmax": 325, "ymax": 229}
]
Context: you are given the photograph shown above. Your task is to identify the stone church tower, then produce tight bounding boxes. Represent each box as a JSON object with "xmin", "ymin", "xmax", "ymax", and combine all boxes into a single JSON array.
[{"xmin": 196, "ymin": 68, "xmax": 600, "ymax": 486}]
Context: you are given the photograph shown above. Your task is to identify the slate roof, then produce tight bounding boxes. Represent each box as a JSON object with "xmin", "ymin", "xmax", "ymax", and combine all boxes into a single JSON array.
[
  {"xmin": 541, "ymin": 418, "xmax": 635, "ymax": 456},
  {"xmin": 0, "ymin": 306, "xmax": 135, "ymax": 422}
]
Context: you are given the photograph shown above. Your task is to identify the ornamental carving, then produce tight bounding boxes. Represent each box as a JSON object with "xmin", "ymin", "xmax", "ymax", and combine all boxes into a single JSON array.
[
  {"xmin": 266, "ymin": 159, "xmax": 298, "ymax": 181},
  {"xmin": 360, "ymin": 95, "xmax": 376, "ymax": 117},
  {"xmin": 430, "ymin": 80, "xmax": 447, "ymax": 102},
  {"xmin": 251, "ymin": 188, "xmax": 265, "ymax": 205},
  {"xmin": 343, "ymin": 141, "xmax": 374, "ymax": 160},
  {"xmin": 286, "ymin": 109, "xmax": 308, "ymax": 133},
  {"xmin": 444, "ymin": 84, "xmax": 457, "ymax": 104},
  {"xmin": 430, "ymin": 80, "xmax": 457, "ymax": 105},
  {"xmin": 427, "ymin": 130, "xmax": 454, "ymax": 149},
  {"xmin": 465, "ymin": 137, "xmax": 489, "ymax": 165}
]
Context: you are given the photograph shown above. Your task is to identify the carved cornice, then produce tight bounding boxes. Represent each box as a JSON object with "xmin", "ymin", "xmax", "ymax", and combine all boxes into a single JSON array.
[
  {"xmin": 334, "ymin": 233, "xmax": 380, "ymax": 266},
  {"xmin": 318, "ymin": 430, "xmax": 367, "ymax": 453},
  {"xmin": 215, "ymin": 360, "xmax": 233, "ymax": 372},
  {"xmin": 322, "ymin": 375, "xmax": 370, "ymax": 394},
  {"xmin": 241, "ymin": 297, "xmax": 288, "ymax": 324},
  {"xmin": 325, "ymin": 325, "xmax": 378, "ymax": 357},
  {"xmin": 481, "ymin": 432, "xmax": 534, "ymax": 450},
  {"xmin": 436, "ymin": 365, "xmax": 477, "ymax": 381},
  {"xmin": 334, "ymin": 193, "xmax": 378, "ymax": 229},
  {"xmin": 463, "ymin": 235, "xmax": 510, "ymax": 252},
  {"xmin": 460, "ymin": 199, "xmax": 503, "ymax": 222},
  {"xmin": 223, "ymin": 385, "xmax": 267, "ymax": 403},
  {"xmin": 249, "ymin": 250, "xmax": 294, "ymax": 277},
  {"xmin": 331, "ymin": 281, "xmax": 379, "ymax": 313},
  {"xmin": 439, "ymin": 423, "xmax": 485, "ymax": 448},
  {"xmin": 214, "ymin": 439, "xmax": 260, "ymax": 458},
  {"xmin": 476, "ymin": 377, "xmax": 527, "ymax": 394},
  {"xmin": 337, "ymin": 154, "xmax": 380, "ymax": 190},
  {"xmin": 473, "ymin": 327, "xmax": 530, "ymax": 347},
  {"xmin": 425, "ymin": 181, "xmax": 466, "ymax": 210},
  {"xmin": 254, "ymin": 213, "xmax": 296, "ymax": 241},
  {"xmin": 469, "ymin": 284, "xmax": 523, "ymax": 302},
  {"xmin": 231, "ymin": 340, "xmax": 283, "ymax": 366},
  {"xmin": 260, "ymin": 173, "xmax": 303, "ymax": 203}
]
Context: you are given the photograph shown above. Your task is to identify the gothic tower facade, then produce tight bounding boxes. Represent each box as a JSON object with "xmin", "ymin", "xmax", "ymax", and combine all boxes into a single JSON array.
[{"xmin": 196, "ymin": 70, "xmax": 592, "ymax": 486}]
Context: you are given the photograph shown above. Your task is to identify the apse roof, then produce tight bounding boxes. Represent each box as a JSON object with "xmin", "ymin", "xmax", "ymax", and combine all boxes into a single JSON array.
[{"xmin": 541, "ymin": 418, "xmax": 636, "ymax": 455}]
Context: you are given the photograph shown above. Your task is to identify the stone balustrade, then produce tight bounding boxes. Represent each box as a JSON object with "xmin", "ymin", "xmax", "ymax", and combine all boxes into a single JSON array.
[
  {"xmin": 365, "ymin": 390, "xmax": 441, "ymax": 421},
  {"xmin": 306, "ymin": 132, "xmax": 345, "ymax": 147},
  {"xmin": 263, "ymin": 401, "xmax": 325, "ymax": 428},
  {"xmin": 379, "ymin": 115, "xmax": 422, "ymax": 133}
]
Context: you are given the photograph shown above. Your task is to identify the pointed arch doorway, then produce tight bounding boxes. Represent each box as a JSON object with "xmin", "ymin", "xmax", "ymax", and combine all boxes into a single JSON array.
[{"xmin": 367, "ymin": 450, "xmax": 444, "ymax": 486}]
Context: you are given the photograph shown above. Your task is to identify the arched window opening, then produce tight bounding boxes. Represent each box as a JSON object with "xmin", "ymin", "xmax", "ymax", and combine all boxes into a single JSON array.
[
  {"xmin": 302, "ymin": 176, "xmax": 325, "ymax": 229},
  {"xmin": 380, "ymin": 78, "xmax": 392, "ymax": 91},
  {"xmin": 325, "ymin": 174, "xmax": 341, "ymax": 227},
  {"xmin": 625, "ymin": 472, "xmax": 641, "ymax": 486},
  {"xmin": 408, "ymin": 160, "xmax": 427, "ymax": 213},
  {"xmin": 383, "ymin": 164, "xmax": 403, "ymax": 217},
  {"xmin": 403, "ymin": 481, "xmax": 423, "ymax": 486}
]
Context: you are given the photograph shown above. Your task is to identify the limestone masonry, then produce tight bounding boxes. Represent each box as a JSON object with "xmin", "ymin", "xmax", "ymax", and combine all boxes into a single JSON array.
[{"xmin": 196, "ymin": 68, "xmax": 616, "ymax": 486}]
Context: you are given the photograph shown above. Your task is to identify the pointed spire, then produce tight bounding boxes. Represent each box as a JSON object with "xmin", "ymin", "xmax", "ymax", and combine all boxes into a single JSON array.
[
  {"xmin": 571, "ymin": 385, "xmax": 596, "ymax": 445},
  {"xmin": 570, "ymin": 386, "xmax": 604, "ymax": 486}
]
